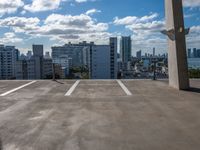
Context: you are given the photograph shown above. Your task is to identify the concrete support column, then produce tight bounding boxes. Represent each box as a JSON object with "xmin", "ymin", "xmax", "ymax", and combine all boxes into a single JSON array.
[{"xmin": 165, "ymin": 0, "xmax": 190, "ymax": 90}]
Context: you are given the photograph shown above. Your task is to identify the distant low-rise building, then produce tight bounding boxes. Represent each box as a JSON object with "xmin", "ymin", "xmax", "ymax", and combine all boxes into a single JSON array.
[{"xmin": 15, "ymin": 45, "xmax": 53, "ymax": 80}]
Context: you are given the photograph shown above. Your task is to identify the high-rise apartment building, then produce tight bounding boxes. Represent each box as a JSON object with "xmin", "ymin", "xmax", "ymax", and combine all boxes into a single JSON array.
[
  {"xmin": 90, "ymin": 45, "xmax": 111, "ymax": 79},
  {"xmin": 110, "ymin": 37, "xmax": 118, "ymax": 79},
  {"xmin": 0, "ymin": 45, "xmax": 19, "ymax": 79}
]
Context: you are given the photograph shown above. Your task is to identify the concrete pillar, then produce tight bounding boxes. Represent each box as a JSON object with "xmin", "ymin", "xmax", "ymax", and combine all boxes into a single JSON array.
[{"xmin": 165, "ymin": 0, "xmax": 190, "ymax": 90}]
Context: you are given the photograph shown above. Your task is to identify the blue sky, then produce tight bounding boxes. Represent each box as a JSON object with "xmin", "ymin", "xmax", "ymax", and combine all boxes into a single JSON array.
[{"xmin": 0, "ymin": 0, "xmax": 199, "ymax": 55}]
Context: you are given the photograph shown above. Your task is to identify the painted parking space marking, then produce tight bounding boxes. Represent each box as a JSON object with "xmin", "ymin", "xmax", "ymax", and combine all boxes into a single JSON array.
[
  {"xmin": 0, "ymin": 81, "xmax": 37, "ymax": 97},
  {"xmin": 65, "ymin": 80, "xmax": 80, "ymax": 96},
  {"xmin": 117, "ymin": 80, "xmax": 132, "ymax": 96}
]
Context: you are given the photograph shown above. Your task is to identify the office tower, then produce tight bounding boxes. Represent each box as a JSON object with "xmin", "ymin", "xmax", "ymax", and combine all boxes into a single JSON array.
[
  {"xmin": 27, "ymin": 51, "xmax": 32, "ymax": 59},
  {"xmin": 193, "ymin": 48, "xmax": 197, "ymax": 58},
  {"xmin": 110, "ymin": 37, "xmax": 118, "ymax": 79},
  {"xmin": 90, "ymin": 45, "xmax": 110, "ymax": 79},
  {"xmin": 44, "ymin": 52, "xmax": 51, "ymax": 59},
  {"xmin": 120, "ymin": 36, "xmax": 132, "ymax": 63},
  {"xmin": 136, "ymin": 50, "xmax": 142, "ymax": 60},
  {"xmin": 197, "ymin": 49, "xmax": 200, "ymax": 58},
  {"xmin": 187, "ymin": 49, "xmax": 192, "ymax": 58},
  {"xmin": 33, "ymin": 45, "xmax": 43, "ymax": 58},
  {"xmin": 43, "ymin": 58, "xmax": 53, "ymax": 79},
  {"xmin": 33, "ymin": 44, "xmax": 43, "ymax": 79},
  {"xmin": 0, "ymin": 45, "xmax": 18, "ymax": 79},
  {"xmin": 153, "ymin": 48, "xmax": 155, "ymax": 57},
  {"xmin": 16, "ymin": 60, "xmax": 28, "ymax": 79}
]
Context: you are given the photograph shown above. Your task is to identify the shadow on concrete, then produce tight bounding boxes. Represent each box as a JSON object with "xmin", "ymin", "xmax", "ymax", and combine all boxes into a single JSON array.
[
  {"xmin": 0, "ymin": 137, "xmax": 2, "ymax": 150},
  {"xmin": 185, "ymin": 87, "xmax": 200, "ymax": 94},
  {"xmin": 53, "ymin": 80, "xmax": 64, "ymax": 84}
]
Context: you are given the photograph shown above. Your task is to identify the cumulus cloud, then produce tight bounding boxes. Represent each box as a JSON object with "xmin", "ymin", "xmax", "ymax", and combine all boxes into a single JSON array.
[
  {"xmin": 186, "ymin": 25, "xmax": 200, "ymax": 48},
  {"xmin": 40, "ymin": 13, "xmax": 110, "ymax": 43},
  {"xmin": 86, "ymin": 9, "xmax": 101, "ymax": 15},
  {"xmin": 75, "ymin": 0, "xmax": 97, "ymax": 3},
  {"xmin": 0, "ymin": 0, "xmax": 24, "ymax": 17},
  {"xmin": 114, "ymin": 13, "xmax": 166, "ymax": 52},
  {"xmin": 23, "ymin": 0, "xmax": 97, "ymax": 12},
  {"xmin": 0, "ymin": 13, "xmax": 110, "ymax": 44},
  {"xmin": 114, "ymin": 13, "xmax": 159, "ymax": 25},
  {"xmin": 114, "ymin": 12, "xmax": 200, "ymax": 53},
  {"xmin": 24, "ymin": 0, "xmax": 63, "ymax": 12},
  {"xmin": 183, "ymin": 0, "xmax": 200, "ymax": 7},
  {"xmin": 0, "ymin": 32, "xmax": 23, "ymax": 43},
  {"xmin": 0, "ymin": 17, "xmax": 40, "ymax": 33}
]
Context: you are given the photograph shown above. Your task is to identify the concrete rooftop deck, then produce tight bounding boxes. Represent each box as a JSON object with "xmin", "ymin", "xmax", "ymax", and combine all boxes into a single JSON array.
[{"xmin": 0, "ymin": 79, "xmax": 200, "ymax": 150}]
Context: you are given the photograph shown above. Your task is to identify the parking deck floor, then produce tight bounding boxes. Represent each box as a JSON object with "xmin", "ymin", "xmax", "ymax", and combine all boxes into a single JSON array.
[{"xmin": 0, "ymin": 79, "xmax": 200, "ymax": 150}]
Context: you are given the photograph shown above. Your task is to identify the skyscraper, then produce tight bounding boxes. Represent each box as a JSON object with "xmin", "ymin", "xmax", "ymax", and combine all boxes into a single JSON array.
[
  {"xmin": 153, "ymin": 48, "xmax": 156, "ymax": 57},
  {"xmin": 120, "ymin": 36, "xmax": 132, "ymax": 63},
  {"xmin": 187, "ymin": 49, "xmax": 192, "ymax": 58},
  {"xmin": 136, "ymin": 50, "xmax": 142, "ymax": 60},
  {"xmin": 193, "ymin": 48, "xmax": 197, "ymax": 58},
  {"xmin": 197, "ymin": 49, "xmax": 200, "ymax": 58},
  {"xmin": 110, "ymin": 37, "xmax": 118, "ymax": 79}
]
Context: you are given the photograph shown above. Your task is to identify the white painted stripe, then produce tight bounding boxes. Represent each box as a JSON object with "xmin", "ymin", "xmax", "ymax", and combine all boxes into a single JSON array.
[
  {"xmin": 0, "ymin": 81, "xmax": 37, "ymax": 97},
  {"xmin": 65, "ymin": 80, "xmax": 80, "ymax": 96},
  {"xmin": 117, "ymin": 80, "xmax": 132, "ymax": 96}
]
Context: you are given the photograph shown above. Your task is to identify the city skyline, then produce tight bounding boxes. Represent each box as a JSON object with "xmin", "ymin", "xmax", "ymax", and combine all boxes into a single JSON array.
[{"xmin": 0, "ymin": 0, "xmax": 199, "ymax": 55}]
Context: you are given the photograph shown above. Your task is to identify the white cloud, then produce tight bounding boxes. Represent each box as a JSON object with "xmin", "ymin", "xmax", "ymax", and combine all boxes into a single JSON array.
[
  {"xmin": 40, "ymin": 13, "xmax": 110, "ymax": 43},
  {"xmin": 0, "ymin": 32, "xmax": 23, "ymax": 43},
  {"xmin": 0, "ymin": 13, "xmax": 110, "ymax": 44},
  {"xmin": 75, "ymin": 0, "xmax": 96, "ymax": 3},
  {"xmin": 114, "ymin": 13, "xmax": 167, "ymax": 53},
  {"xmin": 0, "ymin": 0, "xmax": 24, "ymax": 17},
  {"xmin": 23, "ymin": 0, "xmax": 97, "ymax": 12},
  {"xmin": 114, "ymin": 13, "xmax": 159, "ymax": 25},
  {"xmin": 183, "ymin": 0, "xmax": 200, "ymax": 7},
  {"xmin": 86, "ymin": 9, "xmax": 101, "ymax": 15},
  {"xmin": 113, "ymin": 13, "xmax": 165, "ymax": 41},
  {"xmin": 0, "ymin": 17, "xmax": 40, "ymax": 33},
  {"xmin": 24, "ymin": 0, "xmax": 64, "ymax": 12},
  {"xmin": 114, "ymin": 12, "xmax": 200, "ymax": 54},
  {"xmin": 186, "ymin": 25, "xmax": 200, "ymax": 48}
]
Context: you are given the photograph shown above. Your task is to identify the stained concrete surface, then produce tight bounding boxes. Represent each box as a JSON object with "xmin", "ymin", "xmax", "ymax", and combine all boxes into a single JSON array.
[{"xmin": 0, "ymin": 79, "xmax": 200, "ymax": 150}]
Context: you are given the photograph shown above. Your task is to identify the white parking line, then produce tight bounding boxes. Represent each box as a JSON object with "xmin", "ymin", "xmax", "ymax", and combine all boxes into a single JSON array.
[
  {"xmin": 0, "ymin": 81, "xmax": 37, "ymax": 97},
  {"xmin": 117, "ymin": 80, "xmax": 132, "ymax": 96},
  {"xmin": 65, "ymin": 80, "xmax": 80, "ymax": 96}
]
